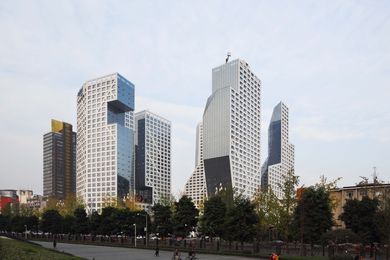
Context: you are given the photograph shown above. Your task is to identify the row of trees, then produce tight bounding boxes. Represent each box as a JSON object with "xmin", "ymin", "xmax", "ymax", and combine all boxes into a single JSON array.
[{"xmin": 0, "ymin": 173, "xmax": 389, "ymax": 246}]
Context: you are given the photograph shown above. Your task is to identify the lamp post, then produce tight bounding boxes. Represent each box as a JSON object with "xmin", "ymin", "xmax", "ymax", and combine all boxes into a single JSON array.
[
  {"xmin": 137, "ymin": 213, "xmax": 148, "ymax": 247},
  {"xmin": 133, "ymin": 223, "xmax": 137, "ymax": 248}
]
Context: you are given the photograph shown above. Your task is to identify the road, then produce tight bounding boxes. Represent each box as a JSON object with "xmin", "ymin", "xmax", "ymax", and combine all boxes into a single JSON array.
[{"xmin": 32, "ymin": 241, "xmax": 258, "ymax": 260}]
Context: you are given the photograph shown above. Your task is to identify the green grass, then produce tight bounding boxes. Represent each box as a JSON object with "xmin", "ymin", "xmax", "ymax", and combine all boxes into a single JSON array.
[{"xmin": 0, "ymin": 237, "xmax": 85, "ymax": 260}]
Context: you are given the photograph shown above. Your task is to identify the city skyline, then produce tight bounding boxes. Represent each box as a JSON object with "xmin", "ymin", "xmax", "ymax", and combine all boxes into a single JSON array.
[{"xmin": 1, "ymin": 1, "xmax": 390, "ymax": 196}]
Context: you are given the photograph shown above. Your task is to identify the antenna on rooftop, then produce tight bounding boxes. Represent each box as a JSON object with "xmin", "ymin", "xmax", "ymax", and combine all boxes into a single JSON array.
[
  {"xmin": 373, "ymin": 166, "xmax": 378, "ymax": 184},
  {"xmin": 225, "ymin": 52, "xmax": 231, "ymax": 63}
]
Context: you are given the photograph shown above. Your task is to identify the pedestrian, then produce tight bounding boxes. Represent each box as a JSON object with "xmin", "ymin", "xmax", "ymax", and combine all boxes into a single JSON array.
[
  {"xmin": 53, "ymin": 238, "xmax": 57, "ymax": 249},
  {"xmin": 155, "ymin": 246, "xmax": 159, "ymax": 257},
  {"xmin": 173, "ymin": 248, "xmax": 180, "ymax": 260}
]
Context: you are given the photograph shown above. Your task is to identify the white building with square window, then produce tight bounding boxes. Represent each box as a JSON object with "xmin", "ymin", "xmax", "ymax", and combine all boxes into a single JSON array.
[
  {"xmin": 76, "ymin": 73, "xmax": 135, "ymax": 213},
  {"xmin": 134, "ymin": 110, "xmax": 171, "ymax": 205},
  {"xmin": 261, "ymin": 102, "xmax": 295, "ymax": 199},
  {"xmin": 203, "ymin": 59, "xmax": 262, "ymax": 198},
  {"xmin": 185, "ymin": 122, "xmax": 207, "ymax": 208}
]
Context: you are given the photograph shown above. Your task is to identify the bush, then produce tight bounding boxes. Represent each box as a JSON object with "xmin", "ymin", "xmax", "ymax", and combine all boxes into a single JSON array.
[{"xmin": 321, "ymin": 229, "xmax": 361, "ymax": 245}]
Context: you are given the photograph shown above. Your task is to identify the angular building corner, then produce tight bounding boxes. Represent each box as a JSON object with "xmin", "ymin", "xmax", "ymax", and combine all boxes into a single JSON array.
[
  {"xmin": 184, "ymin": 122, "xmax": 207, "ymax": 208},
  {"xmin": 261, "ymin": 101, "xmax": 295, "ymax": 199}
]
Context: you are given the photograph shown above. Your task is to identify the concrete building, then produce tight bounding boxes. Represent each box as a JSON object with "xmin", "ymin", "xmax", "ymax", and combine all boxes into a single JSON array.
[
  {"xmin": 185, "ymin": 122, "xmax": 207, "ymax": 208},
  {"xmin": 43, "ymin": 120, "xmax": 76, "ymax": 200},
  {"xmin": 330, "ymin": 182, "xmax": 390, "ymax": 228},
  {"xmin": 17, "ymin": 190, "xmax": 33, "ymax": 204},
  {"xmin": 134, "ymin": 110, "xmax": 171, "ymax": 205},
  {"xmin": 0, "ymin": 190, "xmax": 19, "ymax": 214},
  {"xmin": 76, "ymin": 73, "xmax": 135, "ymax": 213},
  {"xmin": 261, "ymin": 102, "xmax": 295, "ymax": 199},
  {"xmin": 203, "ymin": 59, "xmax": 262, "ymax": 198}
]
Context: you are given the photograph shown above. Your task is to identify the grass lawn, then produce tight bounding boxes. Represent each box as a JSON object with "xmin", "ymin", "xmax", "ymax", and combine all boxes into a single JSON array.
[{"xmin": 0, "ymin": 237, "xmax": 85, "ymax": 260}]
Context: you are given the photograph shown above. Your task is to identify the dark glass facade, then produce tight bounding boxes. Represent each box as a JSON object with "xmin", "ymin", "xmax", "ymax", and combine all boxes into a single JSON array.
[
  {"xmin": 43, "ymin": 120, "xmax": 76, "ymax": 200},
  {"xmin": 134, "ymin": 118, "xmax": 153, "ymax": 203},
  {"xmin": 204, "ymin": 155, "xmax": 232, "ymax": 196}
]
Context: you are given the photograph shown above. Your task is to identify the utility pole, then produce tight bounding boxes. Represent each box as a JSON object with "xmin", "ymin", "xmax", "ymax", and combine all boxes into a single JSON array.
[{"xmin": 133, "ymin": 223, "xmax": 137, "ymax": 248}]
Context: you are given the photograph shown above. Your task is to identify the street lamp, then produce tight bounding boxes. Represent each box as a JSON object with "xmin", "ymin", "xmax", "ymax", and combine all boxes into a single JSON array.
[
  {"xmin": 133, "ymin": 223, "xmax": 137, "ymax": 248},
  {"xmin": 137, "ymin": 213, "xmax": 148, "ymax": 247}
]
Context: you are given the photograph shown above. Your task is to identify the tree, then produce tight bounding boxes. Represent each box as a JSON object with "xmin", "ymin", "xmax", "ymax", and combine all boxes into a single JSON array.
[
  {"xmin": 340, "ymin": 197, "xmax": 380, "ymax": 243},
  {"xmin": 88, "ymin": 211, "xmax": 101, "ymax": 235},
  {"xmin": 291, "ymin": 186, "xmax": 333, "ymax": 245},
  {"xmin": 58, "ymin": 194, "xmax": 84, "ymax": 217},
  {"xmin": 40, "ymin": 210, "xmax": 63, "ymax": 234},
  {"xmin": 0, "ymin": 214, "xmax": 11, "ymax": 231},
  {"xmin": 223, "ymin": 197, "xmax": 258, "ymax": 244},
  {"xmin": 152, "ymin": 203, "xmax": 173, "ymax": 237},
  {"xmin": 73, "ymin": 207, "xmax": 89, "ymax": 234},
  {"xmin": 376, "ymin": 196, "xmax": 390, "ymax": 244},
  {"xmin": 278, "ymin": 169, "xmax": 299, "ymax": 241},
  {"xmin": 200, "ymin": 195, "xmax": 227, "ymax": 238},
  {"xmin": 253, "ymin": 187, "xmax": 281, "ymax": 241},
  {"xmin": 172, "ymin": 196, "xmax": 198, "ymax": 237},
  {"xmin": 98, "ymin": 206, "xmax": 120, "ymax": 235},
  {"xmin": 62, "ymin": 215, "xmax": 75, "ymax": 234}
]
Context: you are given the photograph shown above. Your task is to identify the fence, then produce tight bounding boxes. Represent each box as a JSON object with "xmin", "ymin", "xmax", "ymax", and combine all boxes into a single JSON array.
[{"xmin": 1, "ymin": 231, "xmax": 389, "ymax": 259}]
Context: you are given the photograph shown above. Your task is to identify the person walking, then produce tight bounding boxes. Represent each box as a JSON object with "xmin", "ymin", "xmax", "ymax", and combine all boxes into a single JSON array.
[
  {"xmin": 53, "ymin": 238, "xmax": 57, "ymax": 249},
  {"xmin": 172, "ymin": 248, "xmax": 181, "ymax": 260},
  {"xmin": 155, "ymin": 246, "xmax": 159, "ymax": 257}
]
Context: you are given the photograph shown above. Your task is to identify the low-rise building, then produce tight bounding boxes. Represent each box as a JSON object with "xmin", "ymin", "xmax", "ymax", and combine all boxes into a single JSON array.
[{"xmin": 330, "ymin": 182, "xmax": 390, "ymax": 228}]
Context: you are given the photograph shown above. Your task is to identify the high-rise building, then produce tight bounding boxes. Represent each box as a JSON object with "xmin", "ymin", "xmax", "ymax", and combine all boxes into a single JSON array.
[
  {"xmin": 203, "ymin": 59, "xmax": 262, "ymax": 198},
  {"xmin": 261, "ymin": 102, "xmax": 295, "ymax": 199},
  {"xmin": 134, "ymin": 110, "xmax": 171, "ymax": 205},
  {"xmin": 76, "ymin": 73, "xmax": 135, "ymax": 213},
  {"xmin": 185, "ymin": 122, "xmax": 207, "ymax": 208},
  {"xmin": 43, "ymin": 119, "xmax": 76, "ymax": 200}
]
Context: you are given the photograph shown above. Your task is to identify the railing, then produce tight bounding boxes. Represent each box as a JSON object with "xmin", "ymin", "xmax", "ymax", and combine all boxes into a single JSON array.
[{"xmin": 1, "ymin": 231, "xmax": 389, "ymax": 259}]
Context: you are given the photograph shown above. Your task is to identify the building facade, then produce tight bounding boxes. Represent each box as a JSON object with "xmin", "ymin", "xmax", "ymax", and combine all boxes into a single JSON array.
[
  {"xmin": 203, "ymin": 59, "xmax": 262, "ymax": 198},
  {"xmin": 43, "ymin": 119, "xmax": 76, "ymax": 200},
  {"xmin": 261, "ymin": 102, "xmax": 294, "ymax": 199},
  {"xmin": 0, "ymin": 190, "xmax": 19, "ymax": 214},
  {"xmin": 330, "ymin": 183, "xmax": 390, "ymax": 228},
  {"xmin": 17, "ymin": 190, "xmax": 33, "ymax": 204},
  {"xmin": 134, "ymin": 110, "xmax": 171, "ymax": 205},
  {"xmin": 185, "ymin": 122, "xmax": 207, "ymax": 208},
  {"xmin": 76, "ymin": 73, "xmax": 135, "ymax": 213}
]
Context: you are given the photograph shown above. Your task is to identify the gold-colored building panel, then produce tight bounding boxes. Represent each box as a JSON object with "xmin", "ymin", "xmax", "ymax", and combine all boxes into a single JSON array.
[{"xmin": 51, "ymin": 119, "xmax": 64, "ymax": 133}]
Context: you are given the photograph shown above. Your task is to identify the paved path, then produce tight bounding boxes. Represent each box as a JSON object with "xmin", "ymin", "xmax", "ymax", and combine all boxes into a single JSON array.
[{"xmin": 32, "ymin": 241, "xmax": 258, "ymax": 260}]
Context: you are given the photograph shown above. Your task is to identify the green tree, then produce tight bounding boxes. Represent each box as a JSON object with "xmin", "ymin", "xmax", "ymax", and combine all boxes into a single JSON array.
[
  {"xmin": 73, "ymin": 207, "xmax": 88, "ymax": 234},
  {"xmin": 151, "ymin": 203, "xmax": 173, "ymax": 237},
  {"xmin": 98, "ymin": 207, "xmax": 120, "ymax": 235},
  {"xmin": 340, "ymin": 197, "xmax": 380, "ymax": 243},
  {"xmin": 200, "ymin": 195, "xmax": 227, "ymax": 238},
  {"xmin": 291, "ymin": 186, "xmax": 333, "ymax": 245},
  {"xmin": 172, "ymin": 195, "xmax": 198, "ymax": 237},
  {"xmin": 278, "ymin": 169, "xmax": 299, "ymax": 241},
  {"xmin": 40, "ymin": 210, "xmax": 63, "ymax": 234},
  {"xmin": 88, "ymin": 211, "xmax": 101, "ymax": 235},
  {"xmin": 223, "ymin": 197, "xmax": 258, "ymax": 244},
  {"xmin": 376, "ymin": 196, "xmax": 390, "ymax": 244},
  {"xmin": 0, "ymin": 214, "xmax": 10, "ymax": 231},
  {"xmin": 253, "ymin": 187, "xmax": 281, "ymax": 241},
  {"xmin": 62, "ymin": 215, "xmax": 75, "ymax": 234}
]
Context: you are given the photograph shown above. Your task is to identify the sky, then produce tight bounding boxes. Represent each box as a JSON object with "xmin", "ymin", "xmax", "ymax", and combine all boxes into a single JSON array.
[{"xmin": 0, "ymin": 1, "xmax": 389, "ymax": 196}]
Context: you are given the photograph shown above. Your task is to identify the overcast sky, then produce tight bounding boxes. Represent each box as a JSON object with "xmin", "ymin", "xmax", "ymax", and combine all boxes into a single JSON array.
[{"xmin": 1, "ymin": 1, "xmax": 389, "ymax": 196}]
